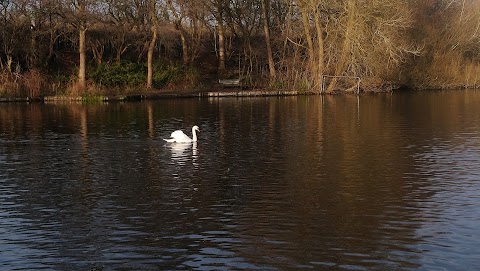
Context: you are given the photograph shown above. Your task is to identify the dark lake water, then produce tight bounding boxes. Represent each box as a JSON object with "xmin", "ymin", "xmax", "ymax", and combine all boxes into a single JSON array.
[{"xmin": 1, "ymin": 91, "xmax": 480, "ymax": 270}]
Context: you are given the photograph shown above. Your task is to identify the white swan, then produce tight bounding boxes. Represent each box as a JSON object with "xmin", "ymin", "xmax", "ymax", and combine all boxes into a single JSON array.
[{"xmin": 164, "ymin": 125, "xmax": 200, "ymax": 143}]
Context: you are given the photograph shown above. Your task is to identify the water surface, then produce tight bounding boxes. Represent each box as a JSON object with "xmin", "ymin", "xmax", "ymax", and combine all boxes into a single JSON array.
[{"xmin": 1, "ymin": 91, "xmax": 480, "ymax": 270}]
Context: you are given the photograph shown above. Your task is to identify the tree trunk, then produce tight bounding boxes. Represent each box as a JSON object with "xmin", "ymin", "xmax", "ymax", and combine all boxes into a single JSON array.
[
  {"xmin": 47, "ymin": 31, "xmax": 56, "ymax": 65},
  {"xmin": 299, "ymin": 2, "xmax": 316, "ymax": 84},
  {"xmin": 116, "ymin": 49, "xmax": 122, "ymax": 64},
  {"xmin": 91, "ymin": 41, "xmax": 104, "ymax": 65},
  {"xmin": 78, "ymin": 26, "xmax": 87, "ymax": 91},
  {"xmin": 6, "ymin": 54, "xmax": 13, "ymax": 72},
  {"xmin": 190, "ymin": 18, "xmax": 201, "ymax": 62},
  {"xmin": 314, "ymin": 6, "xmax": 324, "ymax": 91},
  {"xmin": 147, "ymin": 0, "xmax": 158, "ymax": 90},
  {"xmin": 147, "ymin": 26, "xmax": 157, "ymax": 89},
  {"xmin": 115, "ymin": 40, "xmax": 127, "ymax": 64},
  {"xmin": 261, "ymin": 0, "xmax": 276, "ymax": 81},
  {"xmin": 217, "ymin": 10, "xmax": 226, "ymax": 74},
  {"xmin": 179, "ymin": 29, "xmax": 189, "ymax": 65}
]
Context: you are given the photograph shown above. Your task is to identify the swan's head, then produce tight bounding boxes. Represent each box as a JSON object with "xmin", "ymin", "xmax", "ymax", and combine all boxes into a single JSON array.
[{"xmin": 192, "ymin": 125, "xmax": 200, "ymax": 132}]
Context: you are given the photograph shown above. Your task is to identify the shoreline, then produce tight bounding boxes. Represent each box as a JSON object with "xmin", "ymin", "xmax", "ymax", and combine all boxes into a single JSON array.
[
  {"xmin": 1, "ymin": 86, "xmax": 477, "ymax": 103},
  {"xmin": 0, "ymin": 89, "xmax": 321, "ymax": 103}
]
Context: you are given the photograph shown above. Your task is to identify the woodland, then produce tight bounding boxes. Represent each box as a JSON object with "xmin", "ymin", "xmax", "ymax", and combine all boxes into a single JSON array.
[{"xmin": 0, "ymin": 0, "xmax": 479, "ymax": 97}]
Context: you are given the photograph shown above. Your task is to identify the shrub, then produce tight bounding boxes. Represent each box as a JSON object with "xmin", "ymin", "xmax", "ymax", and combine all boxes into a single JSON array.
[
  {"xmin": 89, "ymin": 61, "xmax": 190, "ymax": 89},
  {"xmin": 20, "ymin": 69, "xmax": 45, "ymax": 97},
  {"xmin": 90, "ymin": 61, "xmax": 146, "ymax": 87},
  {"xmin": 153, "ymin": 63, "xmax": 178, "ymax": 88}
]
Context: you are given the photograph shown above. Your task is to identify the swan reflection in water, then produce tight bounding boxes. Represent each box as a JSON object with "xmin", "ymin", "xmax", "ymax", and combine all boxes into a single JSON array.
[{"xmin": 167, "ymin": 141, "xmax": 198, "ymax": 166}]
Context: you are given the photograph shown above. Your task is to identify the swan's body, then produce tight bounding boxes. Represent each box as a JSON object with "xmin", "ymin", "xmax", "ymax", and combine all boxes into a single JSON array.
[{"xmin": 164, "ymin": 125, "xmax": 200, "ymax": 143}]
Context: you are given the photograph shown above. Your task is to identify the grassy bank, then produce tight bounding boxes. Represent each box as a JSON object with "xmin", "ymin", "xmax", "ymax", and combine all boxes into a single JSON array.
[{"xmin": 1, "ymin": 61, "xmax": 479, "ymax": 101}]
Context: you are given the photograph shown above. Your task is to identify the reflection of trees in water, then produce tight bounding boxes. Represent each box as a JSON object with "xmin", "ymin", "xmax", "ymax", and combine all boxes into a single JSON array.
[
  {"xmin": 210, "ymin": 95, "xmax": 426, "ymax": 269},
  {"xmin": 0, "ymin": 104, "xmax": 44, "ymax": 139},
  {"xmin": 221, "ymin": 92, "xmax": 479, "ymax": 268},
  {"xmin": 1, "ymin": 93, "xmax": 479, "ymax": 269}
]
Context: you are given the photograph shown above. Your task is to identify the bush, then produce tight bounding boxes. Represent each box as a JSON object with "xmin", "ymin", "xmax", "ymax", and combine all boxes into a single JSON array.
[
  {"xmin": 90, "ymin": 61, "xmax": 190, "ymax": 89},
  {"xmin": 90, "ymin": 61, "xmax": 146, "ymax": 87},
  {"xmin": 152, "ymin": 63, "xmax": 182, "ymax": 88},
  {"xmin": 20, "ymin": 69, "xmax": 45, "ymax": 97}
]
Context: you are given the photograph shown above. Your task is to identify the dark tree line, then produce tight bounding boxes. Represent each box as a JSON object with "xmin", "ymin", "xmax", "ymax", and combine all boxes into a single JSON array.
[{"xmin": 0, "ymin": 0, "xmax": 479, "ymax": 97}]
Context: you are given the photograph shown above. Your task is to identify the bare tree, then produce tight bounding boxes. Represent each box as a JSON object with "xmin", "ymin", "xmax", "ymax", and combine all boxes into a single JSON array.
[
  {"xmin": 27, "ymin": 0, "xmax": 66, "ymax": 69},
  {"xmin": 166, "ymin": 0, "xmax": 189, "ymax": 65},
  {"xmin": 285, "ymin": 0, "xmax": 416, "ymax": 92},
  {"xmin": 0, "ymin": 0, "xmax": 32, "ymax": 72},
  {"xmin": 104, "ymin": 0, "xmax": 147, "ymax": 64}
]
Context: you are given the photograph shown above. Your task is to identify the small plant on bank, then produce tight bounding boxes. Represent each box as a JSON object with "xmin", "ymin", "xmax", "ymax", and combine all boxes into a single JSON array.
[{"xmin": 19, "ymin": 69, "xmax": 45, "ymax": 97}]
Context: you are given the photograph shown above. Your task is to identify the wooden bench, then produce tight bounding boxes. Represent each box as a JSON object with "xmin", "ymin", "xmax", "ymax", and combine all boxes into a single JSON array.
[{"xmin": 218, "ymin": 78, "xmax": 241, "ymax": 88}]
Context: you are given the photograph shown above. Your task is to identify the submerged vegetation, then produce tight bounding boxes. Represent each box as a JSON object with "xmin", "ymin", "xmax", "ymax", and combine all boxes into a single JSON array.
[{"xmin": 0, "ymin": 0, "xmax": 479, "ymax": 98}]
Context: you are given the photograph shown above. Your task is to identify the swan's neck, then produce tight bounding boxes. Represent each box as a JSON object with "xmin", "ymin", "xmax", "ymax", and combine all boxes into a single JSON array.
[{"xmin": 192, "ymin": 127, "xmax": 197, "ymax": 142}]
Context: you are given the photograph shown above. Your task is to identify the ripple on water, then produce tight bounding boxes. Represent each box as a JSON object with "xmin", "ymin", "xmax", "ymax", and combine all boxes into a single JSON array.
[{"xmin": 1, "ymin": 94, "xmax": 480, "ymax": 270}]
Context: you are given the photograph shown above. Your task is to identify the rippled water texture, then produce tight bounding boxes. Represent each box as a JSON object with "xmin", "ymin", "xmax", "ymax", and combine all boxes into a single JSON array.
[{"xmin": 1, "ymin": 91, "xmax": 480, "ymax": 270}]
